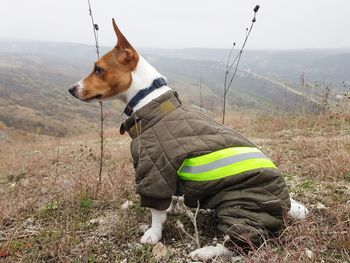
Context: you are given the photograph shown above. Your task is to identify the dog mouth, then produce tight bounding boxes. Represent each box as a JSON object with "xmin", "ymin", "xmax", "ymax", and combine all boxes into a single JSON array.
[{"xmin": 82, "ymin": 94, "xmax": 103, "ymax": 102}]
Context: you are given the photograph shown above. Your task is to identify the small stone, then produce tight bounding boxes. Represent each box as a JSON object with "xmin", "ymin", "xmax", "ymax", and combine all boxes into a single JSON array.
[
  {"xmin": 121, "ymin": 200, "xmax": 133, "ymax": 209},
  {"xmin": 23, "ymin": 217, "xmax": 34, "ymax": 226},
  {"xmin": 176, "ymin": 220, "xmax": 184, "ymax": 229},
  {"xmin": 224, "ymin": 235, "xmax": 231, "ymax": 242},
  {"xmin": 316, "ymin": 202, "xmax": 326, "ymax": 209},
  {"xmin": 89, "ymin": 218, "xmax": 101, "ymax": 225},
  {"xmin": 152, "ymin": 242, "xmax": 168, "ymax": 260},
  {"xmin": 305, "ymin": 248, "xmax": 314, "ymax": 259},
  {"xmin": 127, "ymin": 242, "xmax": 142, "ymax": 249},
  {"xmin": 231, "ymin": 256, "xmax": 243, "ymax": 262}
]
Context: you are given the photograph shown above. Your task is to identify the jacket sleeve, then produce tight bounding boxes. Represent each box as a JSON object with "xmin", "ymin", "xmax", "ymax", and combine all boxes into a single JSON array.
[{"xmin": 131, "ymin": 138, "xmax": 178, "ymax": 210}]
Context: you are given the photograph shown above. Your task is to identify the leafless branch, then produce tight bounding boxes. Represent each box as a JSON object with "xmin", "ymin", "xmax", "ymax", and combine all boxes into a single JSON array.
[
  {"xmin": 222, "ymin": 5, "xmax": 259, "ymax": 124},
  {"xmin": 176, "ymin": 198, "xmax": 201, "ymax": 249}
]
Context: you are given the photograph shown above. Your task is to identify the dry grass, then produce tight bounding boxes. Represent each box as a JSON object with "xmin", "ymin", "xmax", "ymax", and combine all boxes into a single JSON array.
[{"xmin": 0, "ymin": 112, "xmax": 349, "ymax": 262}]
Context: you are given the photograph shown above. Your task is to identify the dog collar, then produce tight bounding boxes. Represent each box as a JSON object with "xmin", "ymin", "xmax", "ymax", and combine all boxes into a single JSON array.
[{"xmin": 123, "ymin": 77, "xmax": 168, "ymax": 116}]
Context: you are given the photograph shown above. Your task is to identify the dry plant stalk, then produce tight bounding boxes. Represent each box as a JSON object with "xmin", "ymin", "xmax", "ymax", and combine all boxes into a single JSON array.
[
  {"xmin": 176, "ymin": 198, "xmax": 201, "ymax": 249},
  {"xmin": 95, "ymin": 101, "xmax": 104, "ymax": 197},
  {"xmin": 87, "ymin": 0, "xmax": 104, "ymax": 197},
  {"xmin": 222, "ymin": 5, "xmax": 259, "ymax": 124}
]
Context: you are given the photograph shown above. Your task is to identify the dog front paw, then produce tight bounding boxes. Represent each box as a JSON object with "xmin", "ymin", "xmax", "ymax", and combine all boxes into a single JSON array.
[
  {"xmin": 189, "ymin": 244, "xmax": 231, "ymax": 260},
  {"xmin": 140, "ymin": 227, "xmax": 162, "ymax": 244}
]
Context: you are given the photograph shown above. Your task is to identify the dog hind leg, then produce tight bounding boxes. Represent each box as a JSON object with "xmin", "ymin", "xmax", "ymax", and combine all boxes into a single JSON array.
[{"xmin": 287, "ymin": 198, "xmax": 309, "ymax": 220}]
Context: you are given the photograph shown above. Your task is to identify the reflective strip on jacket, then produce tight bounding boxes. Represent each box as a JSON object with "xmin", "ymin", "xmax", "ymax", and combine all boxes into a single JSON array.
[{"xmin": 178, "ymin": 147, "xmax": 276, "ymax": 181}]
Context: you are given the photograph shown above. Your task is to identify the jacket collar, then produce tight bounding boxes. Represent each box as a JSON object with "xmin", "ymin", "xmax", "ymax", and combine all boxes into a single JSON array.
[{"xmin": 120, "ymin": 90, "xmax": 181, "ymax": 137}]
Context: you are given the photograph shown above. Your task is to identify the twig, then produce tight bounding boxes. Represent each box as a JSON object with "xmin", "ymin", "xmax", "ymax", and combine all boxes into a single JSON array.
[
  {"xmin": 53, "ymin": 136, "xmax": 61, "ymax": 198},
  {"xmin": 193, "ymin": 200, "xmax": 200, "ymax": 248},
  {"xmin": 86, "ymin": 0, "xmax": 104, "ymax": 197},
  {"xmin": 95, "ymin": 101, "xmax": 104, "ymax": 197},
  {"xmin": 0, "ymin": 224, "xmax": 20, "ymax": 255},
  {"xmin": 87, "ymin": 0, "xmax": 100, "ymax": 59},
  {"xmin": 223, "ymin": 42, "xmax": 236, "ymax": 124},
  {"xmin": 54, "ymin": 136, "xmax": 61, "ymax": 177},
  {"xmin": 222, "ymin": 5, "xmax": 259, "ymax": 124},
  {"xmin": 199, "ymin": 75, "xmax": 203, "ymax": 111},
  {"xmin": 0, "ymin": 232, "xmax": 38, "ymax": 242},
  {"xmin": 176, "ymin": 198, "xmax": 201, "ymax": 249}
]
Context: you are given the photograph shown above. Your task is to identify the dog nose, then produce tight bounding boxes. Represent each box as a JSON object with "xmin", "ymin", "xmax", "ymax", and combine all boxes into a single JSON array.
[{"xmin": 68, "ymin": 85, "xmax": 78, "ymax": 95}]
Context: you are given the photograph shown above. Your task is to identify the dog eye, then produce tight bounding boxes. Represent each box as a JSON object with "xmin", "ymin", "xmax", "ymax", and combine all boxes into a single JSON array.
[{"xmin": 94, "ymin": 65, "xmax": 103, "ymax": 75}]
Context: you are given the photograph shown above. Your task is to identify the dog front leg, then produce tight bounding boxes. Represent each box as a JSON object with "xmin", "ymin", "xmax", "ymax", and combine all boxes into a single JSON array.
[{"xmin": 140, "ymin": 208, "xmax": 167, "ymax": 244}]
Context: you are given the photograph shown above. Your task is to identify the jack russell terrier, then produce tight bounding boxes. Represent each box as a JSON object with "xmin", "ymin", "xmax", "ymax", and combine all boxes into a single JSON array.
[{"xmin": 69, "ymin": 19, "xmax": 308, "ymax": 260}]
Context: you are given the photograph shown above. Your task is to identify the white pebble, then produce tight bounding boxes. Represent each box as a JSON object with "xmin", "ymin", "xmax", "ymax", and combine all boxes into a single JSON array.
[
  {"xmin": 121, "ymin": 200, "xmax": 133, "ymax": 209},
  {"xmin": 316, "ymin": 202, "xmax": 326, "ymax": 209},
  {"xmin": 305, "ymin": 248, "xmax": 314, "ymax": 259}
]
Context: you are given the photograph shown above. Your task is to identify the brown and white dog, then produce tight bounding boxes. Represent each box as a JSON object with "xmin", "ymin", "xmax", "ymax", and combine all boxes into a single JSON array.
[{"xmin": 69, "ymin": 19, "xmax": 308, "ymax": 260}]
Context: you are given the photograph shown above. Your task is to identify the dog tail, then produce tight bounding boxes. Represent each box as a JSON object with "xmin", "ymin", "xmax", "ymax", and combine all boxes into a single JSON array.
[{"xmin": 287, "ymin": 198, "xmax": 309, "ymax": 220}]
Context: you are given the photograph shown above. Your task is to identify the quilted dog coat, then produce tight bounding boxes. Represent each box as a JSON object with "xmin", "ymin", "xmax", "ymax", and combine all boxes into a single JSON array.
[{"xmin": 121, "ymin": 90, "xmax": 290, "ymax": 246}]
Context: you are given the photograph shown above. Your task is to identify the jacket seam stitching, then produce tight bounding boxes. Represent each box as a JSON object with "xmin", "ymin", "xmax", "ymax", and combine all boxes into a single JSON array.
[
  {"xmin": 150, "ymin": 126, "xmax": 178, "ymax": 192},
  {"xmin": 164, "ymin": 119, "xmax": 190, "ymax": 161},
  {"xmin": 137, "ymin": 149, "xmax": 174, "ymax": 199},
  {"xmin": 182, "ymin": 112, "xmax": 212, "ymax": 152}
]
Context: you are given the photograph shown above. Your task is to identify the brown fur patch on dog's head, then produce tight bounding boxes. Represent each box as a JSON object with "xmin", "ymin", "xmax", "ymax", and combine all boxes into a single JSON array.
[{"xmin": 72, "ymin": 19, "xmax": 139, "ymax": 102}]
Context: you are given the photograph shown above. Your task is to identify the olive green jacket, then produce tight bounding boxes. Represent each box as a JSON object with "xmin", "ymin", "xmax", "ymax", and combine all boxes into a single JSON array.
[{"xmin": 121, "ymin": 91, "xmax": 290, "ymax": 211}]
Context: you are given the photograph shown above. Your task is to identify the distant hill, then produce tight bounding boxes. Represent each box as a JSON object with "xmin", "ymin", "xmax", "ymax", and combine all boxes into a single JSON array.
[
  {"xmin": 2, "ymin": 39, "xmax": 348, "ymax": 88},
  {"xmin": 0, "ymin": 49, "xmax": 218, "ymax": 137},
  {"xmin": 1, "ymin": 39, "xmax": 348, "ymax": 137},
  {"xmin": 142, "ymin": 47, "xmax": 350, "ymax": 91},
  {"xmin": 0, "ymin": 52, "xmax": 113, "ymax": 136}
]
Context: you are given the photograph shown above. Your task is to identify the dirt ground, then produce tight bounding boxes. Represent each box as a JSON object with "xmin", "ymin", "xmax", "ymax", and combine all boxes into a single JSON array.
[{"xmin": 0, "ymin": 113, "xmax": 349, "ymax": 262}]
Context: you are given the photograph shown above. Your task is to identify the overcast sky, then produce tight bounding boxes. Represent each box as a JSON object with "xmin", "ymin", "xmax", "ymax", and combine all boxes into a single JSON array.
[{"xmin": 1, "ymin": 0, "xmax": 349, "ymax": 50}]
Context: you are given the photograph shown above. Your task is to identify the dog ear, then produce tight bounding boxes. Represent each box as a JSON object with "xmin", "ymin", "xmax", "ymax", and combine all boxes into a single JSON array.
[
  {"xmin": 112, "ymin": 18, "xmax": 138, "ymax": 67},
  {"xmin": 118, "ymin": 48, "xmax": 134, "ymax": 64},
  {"xmin": 112, "ymin": 18, "xmax": 133, "ymax": 50}
]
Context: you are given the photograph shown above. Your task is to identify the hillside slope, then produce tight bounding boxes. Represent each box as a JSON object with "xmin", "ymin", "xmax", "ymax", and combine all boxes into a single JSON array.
[
  {"xmin": 0, "ymin": 53, "xmax": 118, "ymax": 136},
  {"xmin": 1, "ymin": 40, "xmax": 347, "ymax": 136},
  {"xmin": 0, "ymin": 52, "xmax": 218, "ymax": 137},
  {"xmin": 0, "ymin": 113, "xmax": 349, "ymax": 262}
]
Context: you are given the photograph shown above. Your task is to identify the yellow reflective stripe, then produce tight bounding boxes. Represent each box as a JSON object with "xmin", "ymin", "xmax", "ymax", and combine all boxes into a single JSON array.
[
  {"xmin": 180, "ymin": 152, "xmax": 268, "ymax": 174},
  {"xmin": 181, "ymin": 147, "xmax": 261, "ymax": 167},
  {"xmin": 178, "ymin": 158, "xmax": 276, "ymax": 181}
]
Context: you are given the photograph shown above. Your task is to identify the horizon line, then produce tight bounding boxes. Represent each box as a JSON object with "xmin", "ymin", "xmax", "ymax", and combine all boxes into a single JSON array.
[{"xmin": 1, "ymin": 37, "xmax": 350, "ymax": 52}]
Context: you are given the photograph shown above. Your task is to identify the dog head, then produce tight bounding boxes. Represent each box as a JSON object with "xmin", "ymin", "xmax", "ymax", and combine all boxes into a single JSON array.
[{"xmin": 69, "ymin": 19, "xmax": 139, "ymax": 102}]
